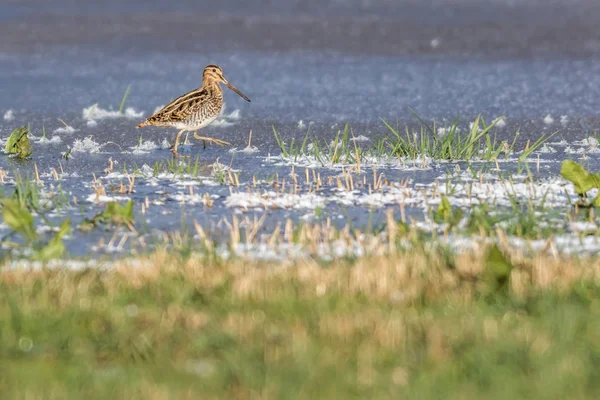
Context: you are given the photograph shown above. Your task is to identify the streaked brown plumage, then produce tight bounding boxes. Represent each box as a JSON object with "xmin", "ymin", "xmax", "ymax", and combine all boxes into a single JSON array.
[{"xmin": 137, "ymin": 65, "xmax": 251, "ymax": 157}]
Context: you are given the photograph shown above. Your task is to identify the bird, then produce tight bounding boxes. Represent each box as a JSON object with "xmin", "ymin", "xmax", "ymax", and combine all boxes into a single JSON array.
[{"xmin": 136, "ymin": 65, "xmax": 251, "ymax": 157}]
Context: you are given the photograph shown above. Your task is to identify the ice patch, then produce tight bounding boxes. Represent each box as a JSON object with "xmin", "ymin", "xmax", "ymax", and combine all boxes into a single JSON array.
[{"xmin": 3, "ymin": 109, "xmax": 14, "ymax": 121}]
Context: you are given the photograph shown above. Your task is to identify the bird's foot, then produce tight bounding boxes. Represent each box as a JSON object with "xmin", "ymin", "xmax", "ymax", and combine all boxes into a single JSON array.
[
  {"xmin": 170, "ymin": 145, "xmax": 190, "ymax": 158},
  {"xmin": 193, "ymin": 134, "xmax": 230, "ymax": 146}
]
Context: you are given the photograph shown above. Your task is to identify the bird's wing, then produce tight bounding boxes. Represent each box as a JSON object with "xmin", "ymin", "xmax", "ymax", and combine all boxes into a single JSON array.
[{"xmin": 147, "ymin": 87, "xmax": 210, "ymax": 123}]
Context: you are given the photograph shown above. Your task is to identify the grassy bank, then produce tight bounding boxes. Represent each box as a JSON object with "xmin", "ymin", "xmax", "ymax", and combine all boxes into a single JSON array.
[{"xmin": 2, "ymin": 248, "xmax": 600, "ymax": 399}]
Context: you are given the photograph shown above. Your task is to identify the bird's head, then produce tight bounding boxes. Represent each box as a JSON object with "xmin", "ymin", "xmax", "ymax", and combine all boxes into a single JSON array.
[{"xmin": 203, "ymin": 65, "xmax": 251, "ymax": 102}]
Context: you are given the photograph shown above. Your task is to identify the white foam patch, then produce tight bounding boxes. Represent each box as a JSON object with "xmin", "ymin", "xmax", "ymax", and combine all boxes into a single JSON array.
[
  {"xmin": 161, "ymin": 138, "xmax": 171, "ymax": 149},
  {"xmin": 549, "ymin": 139, "xmax": 568, "ymax": 146},
  {"xmin": 211, "ymin": 105, "xmax": 241, "ymax": 128},
  {"xmin": 210, "ymin": 119, "xmax": 235, "ymax": 127},
  {"xmin": 169, "ymin": 193, "xmax": 218, "ymax": 205},
  {"xmin": 543, "ymin": 114, "xmax": 554, "ymax": 125},
  {"xmin": 3, "ymin": 109, "xmax": 14, "ymax": 121},
  {"xmin": 537, "ymin": 144, "xmax": 557, "ymax": 153},
  {"xmin": 570, "ymin": 222, "xmax": 598, "ymax": 233},
  {"xmin": 3, "ymin": 259, "xmax": 112, "ymax": 271},
  {"xmin": 54, "ymin": 125, "xmax": 77, "ymax": 134},
  {"xmin": 225, "ymin": 191, "xmax": 327, "ymax": 210},
  {"xmin": 36, "ymin": 136, "xmax": 62, "ymax": 144},
  {"xmin": 131, "ymin": 140, "xmax": 160, "ymax": 154},
  {"xmin": 82, "ymin": 104, "xmax": 144, "ymax": 121},
  {"xmin": 226, "ymin": 109, "xmax": 241, "ymax": 120},
  {"xmin": 437, "ymin": 127, "xmax": 449, "ymax": 136},
  {"xmin": 229, "ymin": 145, "xmax": 259, "ymax": 154},
  {"xmin": 266, "ymin": 153, "xmax": 433, "ymax": 171},
  {"xmin": 575, "ymin": 137, "xmax": 599, "ymax": 146},
  {"xmin": 86, "ymin": 194, "xmax": 131, "ymax": 203},
  {"xmin": 433, "ymin": 173, "xmax": 571, "ymax": 208},
  {"xmin": 495, "ymin": 117, "xmax": 506, "ymax": 128},
  {"xmin": 72, "ymin": 137, "xmax": 103, "ymax": 153}
]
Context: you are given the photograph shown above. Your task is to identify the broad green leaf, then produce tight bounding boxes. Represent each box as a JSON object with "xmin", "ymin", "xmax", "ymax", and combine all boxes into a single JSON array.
[
  {"xmin": 104, "ymin": 200, "xmax": 134, "ymax": 225},
  {"xmin": 0, "ymin": 198, "xmax": 38, "ymax": 242},
  {"xmin": 35, "ymin": 219, "xmax": 70, "ymax": 261},
  {"xmin": 560, "ymin": 160, "xmax": 600, "ymax": 195},
  {"xmin": 435, "ymin": 196, "xmax": 452, "ymax": 222},
  {"xmin": 435, "ymin": 195, "xmax": 453, "ymax": 223},
  {"xmin": 4, "ymin": 126, "xmax": 33, "ymax": 159},
  {"xmin": 485, "ymin": 245, "xmax": 513, "ymax": 290}
]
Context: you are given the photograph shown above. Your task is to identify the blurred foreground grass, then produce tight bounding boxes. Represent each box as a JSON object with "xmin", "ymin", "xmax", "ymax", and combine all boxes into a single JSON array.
[{"xmin": 2, "ymin": 249, "xmax": 600, "ymax": 399}]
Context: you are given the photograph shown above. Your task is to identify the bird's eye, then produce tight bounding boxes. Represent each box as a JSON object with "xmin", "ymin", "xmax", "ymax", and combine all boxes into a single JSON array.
[{"xmin": 212, "ymin": 69, "xmax": 216, "ymax": 72}]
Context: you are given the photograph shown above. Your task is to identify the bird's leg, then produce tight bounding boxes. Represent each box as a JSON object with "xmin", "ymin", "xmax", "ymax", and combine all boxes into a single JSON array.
[
  {"xmin": 194, "ymin": 131, "xmax": 205, "ymax": 148},
  {"xmin": 183, "ymin": 132, "xmax": 190, "ymax": 145},
  {"xmin": 193, "ymin": 132, "xmax": 231, "ymax": 147},
  {"xmin": 170, "ymin": 129, "xmax": 189, "ymax": 158}
]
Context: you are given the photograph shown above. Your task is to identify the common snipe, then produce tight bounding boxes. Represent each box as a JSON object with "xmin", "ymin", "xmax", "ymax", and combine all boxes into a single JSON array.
[{"xmin": 137, "ymin": 65, "xmax": 251, "ymax": 157}]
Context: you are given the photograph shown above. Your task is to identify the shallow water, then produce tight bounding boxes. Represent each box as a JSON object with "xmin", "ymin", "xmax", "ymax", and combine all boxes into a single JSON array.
[{"xmin": 1, "ymin": 0, "xmax": 600, "ymax": 259}]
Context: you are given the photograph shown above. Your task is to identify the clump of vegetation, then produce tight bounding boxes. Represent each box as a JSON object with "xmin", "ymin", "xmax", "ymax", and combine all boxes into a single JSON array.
[
  {"xmin": 79, "ymin": 200, "xmax": 135, "ymax": 231},
  {"xmin": 382, "ymin": 114, "xmax": 507, "ymax": 161},
  {"xmin": 0, "ymin": 198, "xmax": 70, "ymax": 260},
  {"xmin": 382, "ymin": 113, "xmax": 555, "ymax": 162},
  {"xmin": 484, "ymin": 244, "xmax": 513, "ymax": 294},
  {"xmin": 273, "ymin": 115, "xmax": 554, "ymax": 167},
  {"xmin": 4, "ymin": 126, "xmax": 32, "ymax": 159},
  {"xmin": 2, "ymin": 248, "xmax": 600, "ymax": 398},
  {"xmin": 434, "ymin": 195, "xmax": 464, "ymax": 227}
]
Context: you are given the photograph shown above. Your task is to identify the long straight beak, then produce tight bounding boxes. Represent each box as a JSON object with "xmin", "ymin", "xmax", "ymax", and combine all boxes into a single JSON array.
[{"xmin": 223, "ymin": 78, "xmax": 251, "ymax": 102}]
